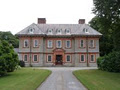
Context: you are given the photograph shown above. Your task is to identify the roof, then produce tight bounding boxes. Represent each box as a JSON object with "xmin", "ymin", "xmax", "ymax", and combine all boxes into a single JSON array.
[{"xmin": 16, "ymin": 23, "xmax": 102, "ymax": 37}]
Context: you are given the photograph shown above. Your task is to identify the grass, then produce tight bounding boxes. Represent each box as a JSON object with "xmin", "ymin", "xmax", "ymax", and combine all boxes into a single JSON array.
[
  {"xmin": 73, "ymin": 70, "xmax": 120, "ymax": 90},
  {"xmin": 0, "ymin": 68, "xmax": 51, "ymax": 90}
]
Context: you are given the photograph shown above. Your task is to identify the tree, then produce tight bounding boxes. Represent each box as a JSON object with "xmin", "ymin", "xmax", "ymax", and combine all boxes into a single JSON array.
[{"xmin": 0, "ymin": 40, "xmax": 19, "ymax": 76}]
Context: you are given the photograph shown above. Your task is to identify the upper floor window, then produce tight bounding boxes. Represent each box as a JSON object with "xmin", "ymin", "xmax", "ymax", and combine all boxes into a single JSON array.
[
  {"xmin": 34, "ymin": 40, "xmax": 38, "ymax": 47},
  {"xmin": 65, "ymin": 29, "xmax": 70, "ymax": 34},
  {"xmin": 33, "ymin": 55, "xmax": 38, "ymax": 62},
  {"xmin": 90, "ymin": 54, "xmax": 95, "ymax": 62},
  {"xmin": 28, "ymin": 27, "xmax": 34, "ymax": 34},
  {"xmin": 56, "ymin": 40, "xmax": 62, "ymax": 48},
  {"xmin": 24, "ymin": 55, "xmax": 28, "ymax": 62},
  {"xmin": 66, "ymin": 40, "xmax": 71, "ymax": 48},
  {"xmin": 48, "ymin": 40, "xmax": 53, "ymax": 48},
  {"xmin": 80, "ymin": 40, "xmax": 84, "ymax": 47},
  {"xmin": 90, "ymin": 40, "xmax": 94, "ymax": 47},
  {"xmin": 57, "ymin": 29, "xmax": 62, "ymax": 34},
  {"xmin": 24, "ymin": 40, "xmax": 29, "ymax": 47},
  {"xmin": 80, "ymin": 54, "xmax": 85, "ymax": 62},
  {"xmin": 66, "ymin": 55, "xmax": 71, "ymax": 62},
  {"xmin": 48, "ymin": 29, "xmax": 53, "ymax": 34},
  {"xmin": 83, "ymin": 28, "xmax": 89, "ymax": 33}
]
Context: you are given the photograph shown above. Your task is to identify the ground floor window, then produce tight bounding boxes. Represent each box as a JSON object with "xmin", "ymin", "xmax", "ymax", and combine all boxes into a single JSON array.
[
  {"xmin": 33, "ymin": 55, "xmax": 38, "ymax": 62},
  {"xmin": 24, "ymin": 54, "xmax": 28, "ymax": 62},
  {"xmin": 47, "ymin": 55, "xmax": 52, "ymax": 62},
  {"xmin": 80, "ymin": 54, "xmax": 85, "ymax": 62},
  {"xmin": 90, "ymin": 54, "xmax": 95, "ymax": 62},
  {"xmin": 66, "ymin": 55, "xmax": 71, "ymax": 62}
]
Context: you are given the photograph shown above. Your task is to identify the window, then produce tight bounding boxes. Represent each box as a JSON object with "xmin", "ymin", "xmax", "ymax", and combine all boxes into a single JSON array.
[
  {"xmin": 83, "ymin": 28, "xmax": 89, "ymax": 33},
  {"xmin": 48, "ymin": 29, "xmax": 53, "ymax": 34},
  {"xmin": 80, "ymin": 40, "xmax": 84, "ymax": 47},
  {"xmin": 33, "ymin": 55, "xmax": 38, "ymax": 62},
  {"xmin": 24, "ymin": 55, "xmax": 27, "ymax": 61},
  {"xmin": 56, "ymin": 40, "xmax": 62, "ymax": 48},
  {"xmin": 90, "ymin": 55, "xmax": 95, "ymax": 62},
  {"xmin": 66, "ymin": 55, "xmax": 71, "ymax": 62},
  {"xmin": 66, "ymin": 40, "xmax": 71, "ymax": 48},
  {"xmin": 47, "ymin": 55, "xmax": 52, "ymax": 62},
  {"xmin": 80, "ymin": 54, "xmax": 85, "ymax": 62},
  {"xmin": 57, "ymin": 29, "xmax": 62, "ymax": 34},
  {"xmin": 24, "ymin": 40, "xmax": 29, "ymax": 47},
  {"xmin": 48, "ymin": 40, "xmax": 53, "ymax": 48},
  {"xmin": 90, "ymin": 40, "xmax": 94, "ymax": 47},
  {"xmin": 66, "ymin": 29, "xmax": 70, "ymax": 34},
  {"xmin": 28, "ymin": 28, "xmax": 34, "ymax": 34},
  {"xmin": 34, "ymin": 40, "xmax": 38, "ymax": 47}
]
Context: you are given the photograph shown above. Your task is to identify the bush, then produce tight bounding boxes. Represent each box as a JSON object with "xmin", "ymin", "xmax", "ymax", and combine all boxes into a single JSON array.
[
  {"xmin": 97, "ymin": 51, "xmax": 120, "ymax": 72},
  {"xmin": 0, "ymin": 40, "xmax": 19, "ymax": 76},
  {"xmin": 19, "ymin": 60, "xmax": 25, "ymax": 67}
]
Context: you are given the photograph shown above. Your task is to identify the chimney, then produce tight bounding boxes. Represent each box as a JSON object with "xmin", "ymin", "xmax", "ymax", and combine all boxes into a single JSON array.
[
  {"xmin": 38, "ymin": 18, "xmax": 46, "ymax": 24},
  {"xmin": 78, "ymin": 19, "xmax": 85, "ymax": 24}
]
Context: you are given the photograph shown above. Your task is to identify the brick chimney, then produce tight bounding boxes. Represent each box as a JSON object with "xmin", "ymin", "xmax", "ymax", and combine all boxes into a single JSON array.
[
  {"xmin": 38, "ymin": 18, "xmax": 46, "ymax": 24},
  {"xmin": 78, "ymin": 19, "xmax": 85, "ymax": 24}
]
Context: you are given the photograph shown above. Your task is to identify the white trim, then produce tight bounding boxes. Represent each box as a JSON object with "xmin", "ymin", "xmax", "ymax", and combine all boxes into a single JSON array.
[
  {"xmin": 47, "ymin": 40, "xmax": 53, "ymax": 48},
  {"xmin": 23, "ymin": 54, "xmax": 28, "ymax": 62},
  {"xmin": 47, "ymin": 54, "xmax": 52, "ymax": 62},
  {"xmin": 56, "ymin": 40, "xmax": 62, "ymax": 48},
  {"xmin": 90, "ymin": 40, "xmax": 94, "ymax": 47},
  {"xmin": 34, "ymin": 39, "xmax": 38, "ymax": 47},
  {"xmin": 66, "ymin": 55, "xmax": 71, "ymax": 62},
  {"xmin": 90, "ymin": 54, "xmax": 95, "ymax": 62},
  {"xmin": 33, "ymin": 54, "xmax": 38, "ymax": 62},
  {"xmin": 80, "ymin": 54, "xmax": 85, "ymax": 62},
  {"xmin": 80, "ymin": 40, "xmax": 84, "ymax": 47},
  {"xmin": 24, "ymin": 40, "xmax": 29, "ymax": 47},
  {"xmin": 66, "ymin": 40, "xmax": 71, "ymax": 48}
]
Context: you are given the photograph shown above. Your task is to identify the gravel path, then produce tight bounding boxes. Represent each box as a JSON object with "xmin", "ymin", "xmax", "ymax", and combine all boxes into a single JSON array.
[{"xmin": 37, "ymin": 67, "xmax": 97, "ymax": 90}]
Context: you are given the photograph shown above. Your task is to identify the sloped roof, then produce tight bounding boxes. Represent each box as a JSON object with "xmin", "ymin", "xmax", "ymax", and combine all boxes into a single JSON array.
[{"xmin": 16, "ymin": 23, "xmax": 102, "ymax": 37}]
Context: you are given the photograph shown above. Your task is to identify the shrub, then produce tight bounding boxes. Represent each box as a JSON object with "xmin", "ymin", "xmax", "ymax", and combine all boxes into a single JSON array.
[
  {"xmin": 19, "ymin": 60, "xmax": 25, "ymax": 67},
  {"xmin": 97, "ymin": 51, "xmax": 120, "ymax": 72}
]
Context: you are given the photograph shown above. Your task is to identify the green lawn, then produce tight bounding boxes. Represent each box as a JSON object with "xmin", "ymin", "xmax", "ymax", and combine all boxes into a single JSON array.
[
  {"xmin": 0, "ymin": 68, "xmax": 51, "ymax": 90},
  {"xmin": 73, "ymin": 70, "xmax": 120, "ymax": 90}
]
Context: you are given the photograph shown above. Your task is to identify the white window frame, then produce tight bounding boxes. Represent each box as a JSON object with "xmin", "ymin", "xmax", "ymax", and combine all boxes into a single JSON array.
[
  {"xmin": 33, "ymin": 54, "xmax": 38, "ymax": 62},
  {"xmin": 24, "ymin": 40, "xmax": 29, "ymax": 47},
  {"xmin": 56, "ymin": 40, "xmax": 62, "ymax": 48},
  {"xmin": 80, "ymin": 40, "xmax": 84, "ymax": 47},
  {"xmin": 90, "ymin": 54, "xmax": 95, "ymax": 62},
  {"xmin": 66, "ymin": 55, "xmax": 71, "ymax": 62},
  {"xmin": 48, "ymin": 29, "xmax": 53, "ymax": 34},
  {"xmin": 57, "ymin": 29, "xmax": 62, "ymax": 34},
  {"xmin": 24, "ymin": 54, "xmax": 28, "ymax": 62},
  {"xmin": 80, "ymin": 54, "xmax": 85, "ymax": 62},
  {"xmin": 66, "ymin": 40, "xmax": 71, "ymax": 48},
  {"xmin": 34, "ymin": 39, "xmax": 38, "ymax": 47},
  {"xmin": 47, "ymin": 55, "xmax": 52, "ymax": 62},
  {"xmin": 66, "ymin": 29, "xmax": 70, "ymax": 34},
  {"xmin": 47, "ymin": 40, "xmax": 53, "ymax": 48},
  {"xmin": 90, "ymin": 40, "xmax": 94, "ymax": 47}
]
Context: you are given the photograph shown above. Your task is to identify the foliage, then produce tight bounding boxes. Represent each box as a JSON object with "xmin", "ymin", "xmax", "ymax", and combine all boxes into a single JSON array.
[
  {"xmin": 73, "ymin": 70, "xmax": 120, "ymax": 90},
  {"xmin": 0, "ymin": 68, "xmax": 51, "ymax": 90},
  {"xmin": 97, "ymin": 51, "xmax": 120, "ymax": 72},
  {"xmin": 19, "ymin": 60, "xmax": 25, "ymax": 67},
  {"xmin": 0, "ymin": 40, "xmax": 19, "ymax": 76},
  {"xmin": 0, "ymin": 31, "xmax": 19, "ymax": 48}
]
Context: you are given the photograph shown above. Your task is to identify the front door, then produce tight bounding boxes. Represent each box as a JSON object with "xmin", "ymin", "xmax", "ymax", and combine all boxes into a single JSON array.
[{"xmin": 56, "ymin": 55, "xmax": 62, "ymax": 65}]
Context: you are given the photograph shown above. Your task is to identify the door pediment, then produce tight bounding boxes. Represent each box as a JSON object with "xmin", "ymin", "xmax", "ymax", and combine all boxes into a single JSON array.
[{"xmin": 53, "ymin": 48, "xmax": 65, "ymax": 52}]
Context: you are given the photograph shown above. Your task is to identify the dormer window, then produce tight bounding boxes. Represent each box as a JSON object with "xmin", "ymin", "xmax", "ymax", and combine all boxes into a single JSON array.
[
  {"xmin": 48, "ymin": 29, "xmax": 53, "ymax": 34},
  {"xmin": 65, "ymin": 29, "xmax": 70, "ymax": 34},
  {"xmin": 28, "ymin": 28, "xmax": 34, "ymax": 34},
  {"xmin": 83, "ymin": 28, "xmax": 89, "ymax": 33},
  {"xmin": 57, "ymin": 29, "xmax": 62, "ymax": 34}
]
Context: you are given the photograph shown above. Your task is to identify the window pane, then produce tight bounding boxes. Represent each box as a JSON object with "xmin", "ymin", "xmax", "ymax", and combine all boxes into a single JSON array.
[
  {"xmin": 24, "ymin": 40, "xmax": 28, "ymax": 47},
  {"xmin": 48, "ymin": 40, "xmax": 52, "ymax": 48},
  {"xmin": 67, "ymin": 55, "xmax": 70, "ymax": 61},
  {"xmin": 81, "ymin": 55, "xmax": 84, "ymax": 61},
  {"xmin": 24, "ymin": 55, "xmax": 27, "ymax": 61},
  {"xmin": 90, "ymin": 40, "xmax": 94, "ymax": 47},
  {"xmin": 48, "ymin": 55, "xmax": 51, "ymax": 61},
  {"xmin": 34, "ymin": 40, "xmax": 38, "ymax": 47},
  {"xmin": 34, "ymin": 55, "xmax": 37, "ymax": 61},
  {"xmin": 66, "ymin": 41, "xmax": 70, "ymax": 48},
  {"xmin": 91, "ymin": 55, "xmax": 94, "ymax": 61},
  {"xmin": 57, "ymin": 41, "xmax": 61, "ymax": 48},
  {"xmin": 80, "ymin": 40, "xmax": 84, "ymax": 47}
]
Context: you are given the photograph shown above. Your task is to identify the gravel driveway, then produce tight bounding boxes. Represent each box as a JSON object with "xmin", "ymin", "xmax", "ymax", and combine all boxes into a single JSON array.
[{"xmin": 37, "ymin": 67, "xmax": 97, "ymax": 90}]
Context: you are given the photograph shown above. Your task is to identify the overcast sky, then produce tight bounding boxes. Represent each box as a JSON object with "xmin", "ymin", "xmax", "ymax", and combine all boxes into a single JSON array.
[{"xmin": 0, "ymin": 0, "xmax": 95, "ymax": 34}]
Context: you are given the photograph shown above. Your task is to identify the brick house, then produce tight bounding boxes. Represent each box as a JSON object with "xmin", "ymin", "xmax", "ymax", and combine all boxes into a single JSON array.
[{"xmin": 16, "ymin": 18, "xmax": 102, "ymax": 67}]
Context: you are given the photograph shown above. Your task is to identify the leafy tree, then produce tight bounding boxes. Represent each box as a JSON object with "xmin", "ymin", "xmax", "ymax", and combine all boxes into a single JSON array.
[
  {"xmin": 0, "ymin": 40, "xmax": 19, "ymax": 76},
  {"xmin": 0, "ymin": 31, "xmax": 19, "ymax": 48}
]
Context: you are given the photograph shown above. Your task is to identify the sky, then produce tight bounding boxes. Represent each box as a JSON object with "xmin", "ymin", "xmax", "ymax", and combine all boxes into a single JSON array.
[{"xmin": 0, "ymin": 0, "xmax": 95, "ymax": 34}]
